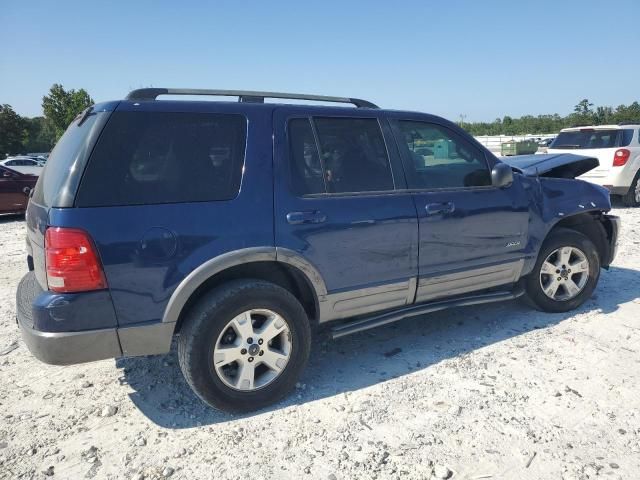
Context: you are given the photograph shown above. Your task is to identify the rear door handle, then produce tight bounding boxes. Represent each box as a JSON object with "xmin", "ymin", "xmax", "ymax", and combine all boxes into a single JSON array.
[
  {"xmin": 286, "ymin": 211, "xmax": 327, "ymax": 225},
  {"xmin": 425, "ymin": 202, "xmax": 455, "ymax": 216}
]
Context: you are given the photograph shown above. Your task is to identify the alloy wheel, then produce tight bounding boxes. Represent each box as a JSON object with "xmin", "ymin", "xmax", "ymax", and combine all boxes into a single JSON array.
[
  {"xmin": 213, "ymin": 309, "xmax": 292, "ymax": 391},
  {"xmin": 539, "ymin": 246, "xmax": 590, "ymax": 301}
]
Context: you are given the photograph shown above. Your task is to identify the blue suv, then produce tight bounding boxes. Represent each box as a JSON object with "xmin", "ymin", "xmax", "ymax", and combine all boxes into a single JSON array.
[{"xmin": 17, "ymin": 89, "xmax": 619, "ymax": 412}]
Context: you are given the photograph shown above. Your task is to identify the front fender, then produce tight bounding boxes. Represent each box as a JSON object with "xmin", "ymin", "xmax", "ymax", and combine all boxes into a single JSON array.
[{"xmin": 522, "ymin": 178, "xmax": 612, "ymax": 276}]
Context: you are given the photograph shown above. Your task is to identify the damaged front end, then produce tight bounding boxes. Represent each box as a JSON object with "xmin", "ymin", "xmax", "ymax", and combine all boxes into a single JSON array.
[
  {"xmin": 502, "ymin": 153, "xmax": 599, "ymax": 179},
  {"xmin": 503, "ymin": 153, "xmax": 619, "ymax": 268}
]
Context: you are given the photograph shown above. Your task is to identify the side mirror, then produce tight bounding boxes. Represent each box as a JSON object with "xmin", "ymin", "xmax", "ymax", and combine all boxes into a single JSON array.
[
  {"xmin": 23, "ymin": 186, "xmax": 33, "ymax": 196},
  {"xmin": 491, "ymin": 162, "xmax": 513, "ymax": 188}
]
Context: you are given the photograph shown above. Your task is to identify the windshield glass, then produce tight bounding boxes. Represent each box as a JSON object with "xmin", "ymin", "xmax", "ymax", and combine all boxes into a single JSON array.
[{"xmin": 551, "ymin": 129, "xmax": 633, "ymax": 149}]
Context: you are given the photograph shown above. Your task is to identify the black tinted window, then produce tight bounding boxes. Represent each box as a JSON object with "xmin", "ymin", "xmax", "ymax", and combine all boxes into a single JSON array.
[
  {"xmin": 313, "ymin": 118, "xmax": 393, "ymax": 193},
  {"xmin": 397, "ymin": 121, "xmax": 491, "ymax": 189},
  {"xmin": 289, "ymin": 118, "xmax": 324, "ymax": 195},
  {"xmin": 76, "ymin": 112, "xmax": 246, "ymax": 207},
  {"xmin": 32, "ymin": 111, "xmax": 108, "ymax": 207}
]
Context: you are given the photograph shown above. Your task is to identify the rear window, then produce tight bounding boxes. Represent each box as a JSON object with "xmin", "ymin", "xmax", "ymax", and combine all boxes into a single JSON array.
[
  {"xmin": 551, "ymin": 129, "xmax": 633, "ymax": 149},
  {"xmin": 32, "ymin": 111, "xmax": 109, "ymax": 207},
  {"xmin": 76, "ymin": 112, "xmax": 246, "ymax": 207}
]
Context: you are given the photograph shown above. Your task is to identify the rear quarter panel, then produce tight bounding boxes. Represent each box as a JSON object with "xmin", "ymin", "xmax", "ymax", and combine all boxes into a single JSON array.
[{"xmin": 48, "ymin": 103, "xmax": 275, "ymax": 328}]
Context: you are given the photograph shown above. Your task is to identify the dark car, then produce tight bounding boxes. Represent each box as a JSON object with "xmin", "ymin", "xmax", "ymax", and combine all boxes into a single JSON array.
[
  {"xmin": 16, "ymin": 89, "xmax": 619, "ymax": 412},
  {"xmin": 0, "ymin": 165, "xmax": 37, "ymax": 214}
]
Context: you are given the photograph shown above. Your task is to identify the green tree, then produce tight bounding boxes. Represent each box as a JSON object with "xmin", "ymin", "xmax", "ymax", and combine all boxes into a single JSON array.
[
  {"xmin": 42, "ymin": 84, "xmax": 93, "ymax": 139},
  {"xmin": 23, "ymin": 117, "xmax": 56, "ymax": 152},
  {"xmin": 0, "ymin": 104, "xmax": 26, "ymax": 157},
  {"xmin": 573, "ymin": 99, "xmax": 594, "ymax": 116}
]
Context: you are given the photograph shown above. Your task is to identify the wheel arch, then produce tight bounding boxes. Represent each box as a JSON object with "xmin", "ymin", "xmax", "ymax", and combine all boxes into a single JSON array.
[
  {"xmin": 164, "ymin": 247, "xmax": 326, "ymax": 334},
  {"xmin": 544, "ymin": 211, "xmax": 611, "ymax": 267}
]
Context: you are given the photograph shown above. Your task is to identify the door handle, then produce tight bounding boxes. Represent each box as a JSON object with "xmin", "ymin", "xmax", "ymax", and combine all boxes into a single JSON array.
[
  {"xmin": 425, "ymin": 202, "xmax": 455, "ymax": 216},
  {"xmin": 286, "ymin": 211, "xmax": 327, "ymax": 225}
]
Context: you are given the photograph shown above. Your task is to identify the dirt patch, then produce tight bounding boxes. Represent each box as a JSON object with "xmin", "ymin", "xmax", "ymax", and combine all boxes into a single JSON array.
[{"xmin": 1, "ymin": 207, "xmax": 639, "ymax": 480}]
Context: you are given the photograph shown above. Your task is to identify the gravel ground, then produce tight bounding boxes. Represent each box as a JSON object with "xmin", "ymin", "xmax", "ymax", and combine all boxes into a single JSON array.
[{"xmin": 1, "ymin": 206, "xmax": 639, "ymax": 480}]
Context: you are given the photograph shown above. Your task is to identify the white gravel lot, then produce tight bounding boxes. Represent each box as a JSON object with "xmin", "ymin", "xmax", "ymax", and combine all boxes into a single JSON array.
[{"xmin": 0, "ymin": 205, "xmax": 639, "ymax": 480}]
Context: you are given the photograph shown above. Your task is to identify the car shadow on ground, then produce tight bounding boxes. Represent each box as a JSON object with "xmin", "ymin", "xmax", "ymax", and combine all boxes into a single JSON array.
[{"xmin": 118, "ymin": 264, "xmax": 639, "ymax": 428}]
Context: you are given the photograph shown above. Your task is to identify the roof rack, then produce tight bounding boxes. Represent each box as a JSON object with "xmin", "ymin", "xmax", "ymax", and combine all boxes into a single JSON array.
[
  {"xmin": 125, "ymin": 88, "xmax": 379, "ymax": 109},
  {"xmin": 619, "ymin": 121, "xmax": 640, "ymax": 126}
]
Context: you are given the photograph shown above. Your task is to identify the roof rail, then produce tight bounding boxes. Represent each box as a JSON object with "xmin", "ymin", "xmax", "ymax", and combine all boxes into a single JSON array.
[
  {"xmin": 619, "ymin": 121, "xmax": 640, "ymax": 126},
  {"xmin": 125, "ymin": 88, "xmax": 379, "ymax": 109}
]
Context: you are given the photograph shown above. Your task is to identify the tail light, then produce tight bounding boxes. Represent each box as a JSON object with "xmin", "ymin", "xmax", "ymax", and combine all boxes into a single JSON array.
[
  {"xmin": 613, "ymin": 148, "xmax": 630, "ymax": 166},
  {"xmin": 45, "ymin": 227, "xmax": 107, "ymax": 293}
]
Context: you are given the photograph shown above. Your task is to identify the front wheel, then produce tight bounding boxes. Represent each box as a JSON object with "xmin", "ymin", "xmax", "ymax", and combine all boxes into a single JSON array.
[
  {"xmin": 524, "ymin": 228, "xmax": 600, "ymax": 313},
  {"xmin": 178, "ymin": 280, "xmax": 311, "ymax": 412}
]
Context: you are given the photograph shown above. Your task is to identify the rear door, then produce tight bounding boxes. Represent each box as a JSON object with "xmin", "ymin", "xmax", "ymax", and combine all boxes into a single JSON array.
[
  {"xmin": 389, "ymin": 114, "xmax": 530, "ymax": 303},
  {"xmin": 274, "ymin": 108, "xmax": 418, "ymax": 323}
]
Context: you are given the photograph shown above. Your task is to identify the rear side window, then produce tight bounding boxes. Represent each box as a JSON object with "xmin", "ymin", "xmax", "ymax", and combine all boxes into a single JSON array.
[
  {"xmin": 552, "ymin": 129, "xmax": 634, "ymax": 149},
  {"xmin": 76, "ymin": 112, "xmax": 246, "ymax": 207},
  {"xmin": 289, "ymin": 119, "xmax": 324, "ymax": 195},
  {"xmin": 289, "ymin": 117, "xmax": 394, "ymax": 194}
]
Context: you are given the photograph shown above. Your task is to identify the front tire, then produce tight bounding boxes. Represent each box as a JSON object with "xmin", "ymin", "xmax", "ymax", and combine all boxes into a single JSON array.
[
  {"xmin": 178, "ymin": 280, "xmax": 311, "ymax": 412},
  {"xmin": 524, "ymin": 228, "xmax": 600, "ymax": 313}
]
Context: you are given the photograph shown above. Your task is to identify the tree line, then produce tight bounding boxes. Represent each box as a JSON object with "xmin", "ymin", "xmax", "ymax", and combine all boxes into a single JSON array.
[
  {"xmin": 2, "ymin": 88, "xmax": 640, "ymax": 157},
  {"xmin": 1, "ymin": 84, "xmax": 93, "ymax": 157},
  {"xmin": 460, "ymin": 99, "xmax": 640, "ymax": 136}
]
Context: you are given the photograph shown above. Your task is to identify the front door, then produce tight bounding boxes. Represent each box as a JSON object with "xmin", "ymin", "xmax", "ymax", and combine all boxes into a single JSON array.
[
  {"xmin": 389, "ymin": 115, "xmax": 531, "ymax": 303},
  {"xmin": 274, "ymin": 109, "xmax": 418, "ymax": 323}
]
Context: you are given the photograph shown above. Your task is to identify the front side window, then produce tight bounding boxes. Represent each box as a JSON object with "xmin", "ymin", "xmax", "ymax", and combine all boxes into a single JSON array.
[
  {"xmin": 76, "ymin": 112, "xmax": 246, "ymax": 207},
  {"xmin": 288, "ymin": 117, "xmax": 394, "ymax": 195},
  {"xmin": 397, "ymin": 121, "xmax": 491, "ymax": 189}
]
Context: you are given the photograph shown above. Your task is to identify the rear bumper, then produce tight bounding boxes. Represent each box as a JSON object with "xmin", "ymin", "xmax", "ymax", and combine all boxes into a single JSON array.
[{"xmin": 17, "ymin": 272, "xmax": 174, "ymax": 365}]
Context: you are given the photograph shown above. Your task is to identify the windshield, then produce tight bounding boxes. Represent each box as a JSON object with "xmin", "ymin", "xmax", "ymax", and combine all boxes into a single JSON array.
[{"xmin": 551, "ymin": 129, "xmax": 633, "ymax": 149}]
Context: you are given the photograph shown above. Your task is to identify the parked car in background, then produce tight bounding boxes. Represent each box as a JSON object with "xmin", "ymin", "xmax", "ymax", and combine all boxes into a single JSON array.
[
  {"xmin": 0, "ymin": 165, "xmax": 37, "ymax": 214},
  {"xmin": 17, "ymin": 89, "xmax": 619, "ymax": 412},
  {"xmin": 539, "ymin": 137, "xmax": 555, "ymax": 147},
  {"xmin": 548, "ymin": 125, "xmax": 640, "ymax": 206},
  {"xmin": 0, "ymin": 157, "xmax": 44, "ymax": 176}
]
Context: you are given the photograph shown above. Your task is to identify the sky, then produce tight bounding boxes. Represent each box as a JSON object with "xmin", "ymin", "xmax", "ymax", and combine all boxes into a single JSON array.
[{"xmin": 2, "ymin": 0, "xmax": 639, "ymax": 122}]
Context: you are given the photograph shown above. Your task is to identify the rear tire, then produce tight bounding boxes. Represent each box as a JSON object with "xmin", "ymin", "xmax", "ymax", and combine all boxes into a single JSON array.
[
  {"xmin": 524, "ymin": 228, "xmax": 600, "ymax": 313},
  {"xmin": 178, "ymin": 279, "xmax": 311, "ymax": 412},
  {"xmin": 621, "ymin": 171, "xmax": 640, "ymax": 207}
]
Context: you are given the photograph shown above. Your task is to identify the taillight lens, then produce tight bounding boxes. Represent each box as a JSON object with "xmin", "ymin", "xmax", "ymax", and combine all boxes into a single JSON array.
[
  {"xmin": 45, "ymin": 227, "xmax": 107, "ymax": 293},
  {"xmin": 613, "ymin": 148, "xmax": 630, "ymax": 166}
]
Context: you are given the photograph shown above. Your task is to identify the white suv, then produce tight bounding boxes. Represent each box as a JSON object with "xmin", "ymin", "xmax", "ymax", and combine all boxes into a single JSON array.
[{"xmin": 548, "ymin": 124, "xmax": 640, "ymax": 206}]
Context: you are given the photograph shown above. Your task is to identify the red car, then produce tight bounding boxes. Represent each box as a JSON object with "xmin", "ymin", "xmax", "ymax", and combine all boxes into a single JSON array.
[{"xmin": 0, "ymin": 165, "xmax": 37, "ymax": 214}]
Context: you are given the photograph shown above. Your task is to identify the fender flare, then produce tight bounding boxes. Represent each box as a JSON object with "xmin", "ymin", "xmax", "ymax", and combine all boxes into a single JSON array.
[{"xmin": 161, "ymin": 247, "xmax": 327, "ymax": 325}]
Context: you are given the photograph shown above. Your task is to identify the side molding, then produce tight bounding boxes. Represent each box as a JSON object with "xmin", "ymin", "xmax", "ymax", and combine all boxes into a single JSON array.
[
  {"xmin": 161, "ymin": 247, "xmax": 328, "ymax": 325},
  {"xmin": 162, "ymin": 247, "xmax": 276, "ymax": 325},
  {"xmin": 275, "ymin": 247, "xmax": 328, "ymax": 298}
]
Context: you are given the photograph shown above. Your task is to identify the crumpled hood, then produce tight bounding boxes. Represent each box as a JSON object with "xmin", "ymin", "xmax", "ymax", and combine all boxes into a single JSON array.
[{"xmin": 501, "ymin": 153, "xmax": 599, "ymax": 179}]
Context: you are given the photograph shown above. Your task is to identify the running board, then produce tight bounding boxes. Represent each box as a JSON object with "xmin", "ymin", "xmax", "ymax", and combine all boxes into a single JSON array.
[{"xmin": 330, "ymin": 288, "xmax": 525, "ymax": 339}]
